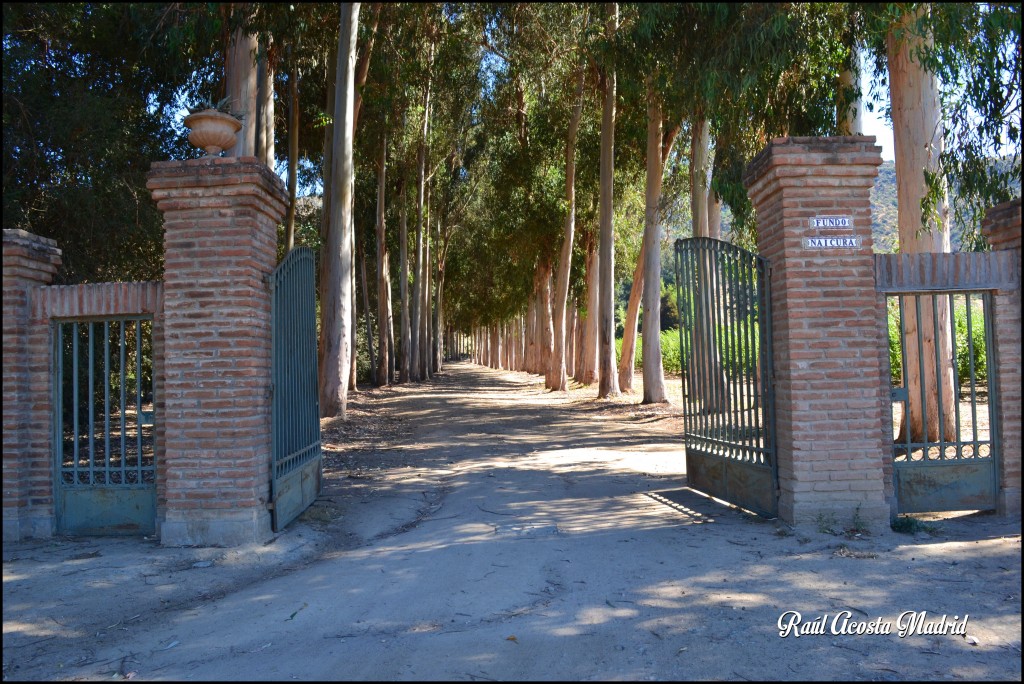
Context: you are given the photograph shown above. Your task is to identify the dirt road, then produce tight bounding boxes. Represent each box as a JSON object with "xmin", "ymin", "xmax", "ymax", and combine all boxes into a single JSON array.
[{"xmin": 3, "ymin": 362, "xmax": 1021, "ymax": 680}]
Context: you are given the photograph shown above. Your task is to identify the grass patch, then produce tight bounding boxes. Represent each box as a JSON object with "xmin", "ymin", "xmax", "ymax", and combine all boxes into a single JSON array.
[{"xmin": 891, "ymin": 516, "xmax": 941, "ymax": 535}]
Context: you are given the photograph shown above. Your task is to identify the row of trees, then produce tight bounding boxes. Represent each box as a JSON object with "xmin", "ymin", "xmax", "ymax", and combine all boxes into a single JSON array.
[{"xmin": 3, "ymin": 4, "xmax": 1020, "ymax": 435}]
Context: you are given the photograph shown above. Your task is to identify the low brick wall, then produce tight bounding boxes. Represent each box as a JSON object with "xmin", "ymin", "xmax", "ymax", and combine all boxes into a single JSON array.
[{"xmin": 3, "ymin": 229, "xmax": 164, "ymax": 541}]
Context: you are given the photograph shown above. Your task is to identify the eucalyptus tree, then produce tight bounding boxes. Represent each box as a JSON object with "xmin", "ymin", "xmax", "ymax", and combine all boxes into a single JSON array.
[
  {"xmin": 596, "ymin": 2, "xmax": 621, "ymax": 399},
  {"xmin": 319, "ymin": 2, "xmax": 360, "ymax": 418},
  {"xmin": 857, "ymin": 3, "xmax": 1020, "ymax": 442}
]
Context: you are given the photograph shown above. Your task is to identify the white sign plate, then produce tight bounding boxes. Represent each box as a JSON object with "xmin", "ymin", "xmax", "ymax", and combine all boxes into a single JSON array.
[
  {"xmin": 809, "ymin": 215, "xmax": 853, "ymax": 229},
  {"xmin": 803, "ymin": 236, "xmax": 862, "ymax": 249}
]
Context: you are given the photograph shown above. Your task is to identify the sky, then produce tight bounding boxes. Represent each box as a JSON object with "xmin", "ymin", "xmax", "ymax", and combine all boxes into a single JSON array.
[
  {"xmin": 860, "ymin": 99, "xmax": 894, "ymax": 161},
  {"xmin": 858, "ymin": 54, "xmax": 895, "ymax": 161}
]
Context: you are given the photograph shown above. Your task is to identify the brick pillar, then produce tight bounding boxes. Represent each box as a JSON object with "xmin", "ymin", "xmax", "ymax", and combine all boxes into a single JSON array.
[
  {"xmin": 744, "ymin": 136, "xmax": 891, "ymax": 530},
  {"xmin": 147, "ymin": 158, "xmax": 287, "ymax": 546},
  {"xmin": 3, "ymin": 229, "xmax": 62, "ymax": 541},
  {"xmin": 982, "ymin": 198, "xmax": 1021, "ymax": 515}
]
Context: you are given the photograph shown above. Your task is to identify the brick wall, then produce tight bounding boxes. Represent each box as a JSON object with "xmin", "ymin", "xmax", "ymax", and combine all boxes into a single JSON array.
[
  {"xmin": 3, "ymin": 229, "xmax": 165, "ymax": 541},
  {"xmin": 3, "ymin": 230, "xmax": 62, "ymax": 541},
  {"xmin": 982, "ymin": 199, "xmax": 1022, "ymax": 515},
  {"xmin": 147, "ymin": 157, "xmax": 287, "ymax": 546},
  {"xmin": 744, "ymin": 136, "xmax": 891, "ymax": 529}
]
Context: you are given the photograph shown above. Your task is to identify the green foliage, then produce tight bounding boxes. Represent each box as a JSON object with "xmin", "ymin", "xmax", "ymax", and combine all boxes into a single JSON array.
[
  {"xmin": 887, "ymin": 298, "xmax": 903, "ymax": 385},
  {"xmin": 615, "ymin": 328, "xmax": 683, "ymax": 375},
  {"xmin": 887, "ymin": 295, "xmax": 988, "ymax": 387},
  {"xmin": 953, "ymin": 298, "xmax": 988, "ymax": 384}
]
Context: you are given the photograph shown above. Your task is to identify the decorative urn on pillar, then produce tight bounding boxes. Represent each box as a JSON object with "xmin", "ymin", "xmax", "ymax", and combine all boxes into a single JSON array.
[{"xmin": 183, "ymin": 96, "xmax": 243, "ymax": 157}]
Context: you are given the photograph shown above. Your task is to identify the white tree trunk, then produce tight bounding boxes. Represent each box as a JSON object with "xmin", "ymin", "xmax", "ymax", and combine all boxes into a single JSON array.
[
  {"xmin": 410, "ymin": 101, "xmax": 428, "ymax": 381},
  {"xmin": 375, "ymin": 131, "xmax": 392, "ymax": 386},
  {"xmin": 617, "ymin": 244, "xmax": 644, "ymax": 391},
  {"xmin": 888, "ymin": 6, "xmax": 956, "ymax": 442},
  {"xmin": 398, "ymin": 181, "xmax": 410, "ymax": 382},
  {"xmin": 690, "ymin": 117, "xmax": 711, "ymax": 239},
  {"xmin": 837, "ymin": 43, "xmax": 864, "ymax": 135},
  {"xmin": 642, "ymin": 92, "xmax": 668, "ymax": 403},
  {"xmin": 319, "ymin": 3, "xmax": 359, "ymax": 418},
  {"xmin": 538, "ymin": 259, "xmax": 554, "ymax": 385},
  {"xmin": 550, "ymin": 66, "xmax": 585, "ymax": 392},
  {"xmin": 577, "ymin": 240, "xmax": 600, "ymax": 385},
  {"xmin": 597, "ymin": 2, "xmax": 620, "ymax": 399},
  {"xmin": 256, "ymin": 35, "xmax": 275, "ymax": 167},
  {"xmin": 707, "ymin": 190, "xmax": 722, "ymax": 240},
  {"xmin": 688, "ymin": 114, "xmax": 727, "ymax": 412},
  {"xmin": 226, "ymin": 28, "xmax": 258, "ymax": 157}
]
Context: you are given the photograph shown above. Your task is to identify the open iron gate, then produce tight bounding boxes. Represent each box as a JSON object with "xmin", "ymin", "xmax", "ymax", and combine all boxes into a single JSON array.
[
  {"xmin": 674, "ymin": 238, "xmax": 778, "ymax": 517},
  {"xmin": 269, "ymin": 246, "xmax": 322, "ymax": 531}
]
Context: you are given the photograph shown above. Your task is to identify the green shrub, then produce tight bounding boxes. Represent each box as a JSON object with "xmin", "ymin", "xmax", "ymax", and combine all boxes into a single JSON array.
[
  {"xmin": 887, "ymin": 296, "xmax": 988, "ymax": 387},
  {"xmin": 953, "ymin": 298, "xmax": 987, "ymax": 385},
  {"xmin": 617, "ymin": 328, "xmax": 683, "ymax": 374}
]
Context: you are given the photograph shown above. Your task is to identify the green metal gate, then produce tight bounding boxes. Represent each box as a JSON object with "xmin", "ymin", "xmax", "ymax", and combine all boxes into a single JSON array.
[
  {"xmin": 54, "ymin": 317, "xmax": 156, "ymax": 535},
  {"xmin": 674, "ymin": 238, "xmax": 777, "ymax": 517},
  {"xmin": 269, "ymin": 246, "xmax": 322, "ymax": 531},
  {"xmin": 887, "ymin": 291, "xmax": 999, "ymax": 512}
]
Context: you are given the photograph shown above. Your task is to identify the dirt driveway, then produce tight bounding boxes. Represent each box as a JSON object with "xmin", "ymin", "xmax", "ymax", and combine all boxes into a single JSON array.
[{"xmin": 3, "ymin": 362, "xmax": 1021, "ymax": 680}]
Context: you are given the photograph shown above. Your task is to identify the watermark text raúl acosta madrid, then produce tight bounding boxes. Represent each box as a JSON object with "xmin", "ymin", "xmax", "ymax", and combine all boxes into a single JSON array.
[{"xmin": 778, "ymin": 610, "xmax": 969, "ymax": 638}]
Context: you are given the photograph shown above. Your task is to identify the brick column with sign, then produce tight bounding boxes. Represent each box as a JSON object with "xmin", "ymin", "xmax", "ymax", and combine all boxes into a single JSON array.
[{"xmin": 745, "ymin": 136, "xmax": 891, "ymax": 529}]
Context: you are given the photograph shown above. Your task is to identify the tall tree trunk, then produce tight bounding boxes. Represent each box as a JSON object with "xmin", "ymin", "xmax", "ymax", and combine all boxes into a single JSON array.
[
  {"xmin": 577, "ymin": 238, "xmax": 600, "ymax": 385},
  {"xmin": 410, "ymin": 57, "xmax": 432, "ymax": 382},
  {"xmin": 551, "ymin": 65, "xmax": 585, "ymax": 392},
  {"xmin": 225, "ymin": 27, "xmax": 258, "ymax": 157},
  {"xmin": 888, "ymin": 6, "xmax": 955, "ymax": 443},
  {"xmin": 284, "ymin": 63, "xmax": 299, "ymax": 250},
  {"xmin": 256, "ymin": 35, "xmax": 275, "ymax": 167},
  {"xmin": 349, "ymin": 217, "xmax": 359, "ymax": 392},
  {"xmin": 422, "ymin": 208, "xmax": 432, "ymax": 379},
  {"xmin": 375, "ymin": 131, "xmax": 392, "ymax": 386},
  {"xmin": 687, "ymin": 112, "xmax": 727, "ymax": 412},
  {"xmin": 642, "ymin": 91, "xmax": 668, "ymax": 403},
  {"xmin": 618, "ymin": 244, "xmax": 644, "ymax": 391},
  {"xmin": 317, "ymin": 40, "xmax": 337, "ymax": 398},
  {"xmin": 490, "ymin": 324, "xmax": 501, "ymax": 369},
  {"xmin": 433, "ymin": 220, "xmax": 445, "ymax": 374},
  {"xmin": 837, "ymin": 42, "xmax": 864, "ymax": 135},
  {"xmin": 538, "ymin": 258, "xmax": 554, "ymax": 386},
  {"xmin": 319, "ymin": 3, "xmax": 360, "ymax": 417},
  {"xmin": 690, "ymin": 117, "xmax": 711, "ymax": 239},
  {"xmin": 398, "ymin": 180, "xmax": 410, "ymax": 382},
  {"xmin": 597, "ymin": 2, "xmax": 620, "ymax": 399},
  {"xmin": 707, "ymin": 189, "xmax": 722, "ymax": 240},
  {"xmin": 614, "ymin": 124, "xmax": 679, "ymax": 395},
  {"xmin": 360, "ymin": 241, "xmax": 375, "ymax": 381}
]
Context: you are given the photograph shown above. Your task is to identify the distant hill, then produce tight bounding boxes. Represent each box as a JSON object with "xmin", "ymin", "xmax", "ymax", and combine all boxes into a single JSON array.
[
  {"xmin": 870, "ymin": 159, "xmax": 1021, "ymax": 253},
  {"xmin": 870, "ymin": 161, "xmax": 899, "ymax": 252}
]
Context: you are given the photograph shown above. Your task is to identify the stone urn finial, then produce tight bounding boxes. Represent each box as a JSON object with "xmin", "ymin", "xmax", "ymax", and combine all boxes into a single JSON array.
[{"xmin": 184, "ymin": 109, "xmax": 243, "ymax": 157}]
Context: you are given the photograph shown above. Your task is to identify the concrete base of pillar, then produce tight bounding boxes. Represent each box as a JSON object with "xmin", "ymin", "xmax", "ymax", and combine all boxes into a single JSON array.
[
  {"xmin": 3, "ymin": 511, "xmax": 55, "ymax": 541},
  {"xmin": 159, "ymin": 508, "xmax": 272, "ymax": 547},
  {"xmin": 998, "ymin": 488, "xmax": 1021, "ymax": 517},
  {"xmin": 780, "ymin": 499, "xmax": 892, "ymax": 535}
]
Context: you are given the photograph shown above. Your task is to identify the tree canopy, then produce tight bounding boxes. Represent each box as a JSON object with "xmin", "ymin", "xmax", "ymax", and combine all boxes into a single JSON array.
[{"xmin": 4, "ymin": 1, "xmax": 1019, "ymax": 312}]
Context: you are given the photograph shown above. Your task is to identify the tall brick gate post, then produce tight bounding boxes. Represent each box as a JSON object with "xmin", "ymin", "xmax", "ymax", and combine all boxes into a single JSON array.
[
  {"xmin": 981, "ymin": 198, "xmax": 1022, "ymax": 515},
  {"xmin": 2, "ymin": 230, "xmax": 62, "ymax": 541},
  {"xmin": 745, "ymin": 136, "xmax": 891, "ymax": 530},
  {"xmin": 147, "ymin": 158, "xmax": 287, "ymax": 546}
]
